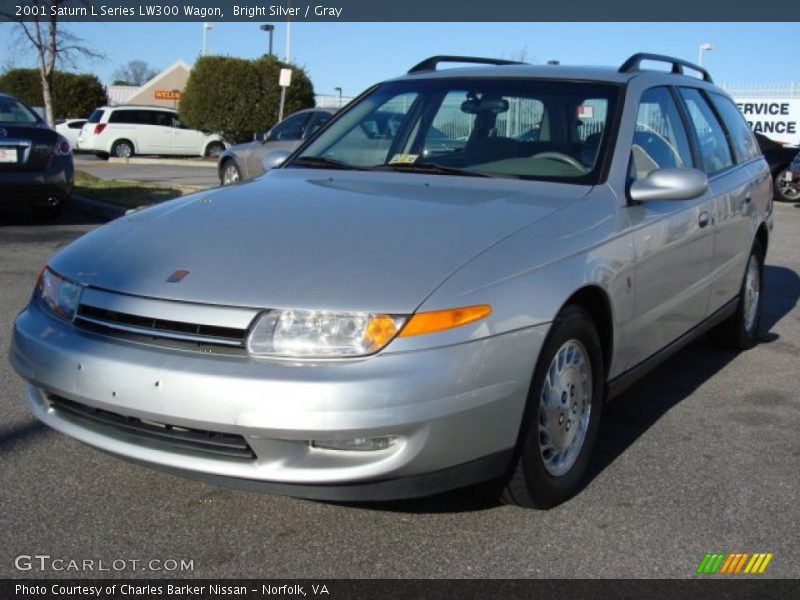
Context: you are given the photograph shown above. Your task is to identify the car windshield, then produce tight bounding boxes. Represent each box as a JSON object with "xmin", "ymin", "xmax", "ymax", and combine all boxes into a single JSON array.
[
  {"xmin": 0, "ymin": 97, "xmax": 41, "ymax": 124},
  {"xmin": 291, "ymin": 78, "xmax": 619, "ymax": 183}
]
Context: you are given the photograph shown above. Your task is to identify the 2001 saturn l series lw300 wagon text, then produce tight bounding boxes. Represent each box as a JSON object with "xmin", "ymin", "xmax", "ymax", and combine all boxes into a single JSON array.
[{"xmin": 10, "ymin": 54, "xmax": 773, "ymax": 508}]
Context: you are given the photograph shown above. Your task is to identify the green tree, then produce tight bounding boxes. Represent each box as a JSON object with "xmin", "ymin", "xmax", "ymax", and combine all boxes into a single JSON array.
[
  {"xmin": 180, "ymin": 55, "xmax": 315, "ymax": 144},
  {"xmin": 0, "ymin": 68, "xmax": 108, "ymax": 119}
]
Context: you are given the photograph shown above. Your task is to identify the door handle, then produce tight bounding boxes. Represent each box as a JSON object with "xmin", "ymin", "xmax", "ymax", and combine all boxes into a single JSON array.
[{"xmin": 698, "ymin": 211, "xmax": 710, "ymax": 228}]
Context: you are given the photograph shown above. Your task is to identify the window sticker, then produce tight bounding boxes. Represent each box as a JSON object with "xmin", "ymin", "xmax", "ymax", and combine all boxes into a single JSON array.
[{"xmin": 389, "ymin": 153, "xmax": 419, "ymax": 164}]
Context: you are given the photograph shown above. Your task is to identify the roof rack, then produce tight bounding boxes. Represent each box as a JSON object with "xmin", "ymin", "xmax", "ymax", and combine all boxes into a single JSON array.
[
  {"xmin": 619, "ymin": 53, "xmax": 713, "ymax": 83},
  {"xmin": 408, "ymin": 55, "xmax": 526, "ymax": 74}
]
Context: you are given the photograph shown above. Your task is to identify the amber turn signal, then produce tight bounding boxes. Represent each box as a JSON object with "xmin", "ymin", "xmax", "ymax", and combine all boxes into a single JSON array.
[{"xmin": 399, "ymin": 305, "xmax": 492, "ymax": 337}]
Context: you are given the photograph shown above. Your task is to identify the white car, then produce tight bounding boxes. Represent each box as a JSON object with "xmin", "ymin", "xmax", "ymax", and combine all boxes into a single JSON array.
[
  {"xmin": 54, "ymin": 118, "xmax": 87, "ymax": 150},
  {"xmin": 77, "ymin": 105, "xmax": 226, "ymax": 159}
]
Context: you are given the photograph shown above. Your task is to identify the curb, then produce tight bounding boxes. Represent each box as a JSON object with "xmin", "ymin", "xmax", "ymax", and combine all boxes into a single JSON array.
[
  {"xmin": 107, "ymin": 157, "xmax": 217, "ymax": 168},
  {"xmin": 70, "ymin": 193, "xmax": 127, "ymax": 221}
]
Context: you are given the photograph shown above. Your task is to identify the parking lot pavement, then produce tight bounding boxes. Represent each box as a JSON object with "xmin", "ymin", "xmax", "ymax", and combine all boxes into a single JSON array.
[
  {"xmin": 1, "ymin": 202, "xmax": 798, "ymax": 579},
  {"xmin": 74, "ymin": 154, "xmax": 220, "ymax": 188}
]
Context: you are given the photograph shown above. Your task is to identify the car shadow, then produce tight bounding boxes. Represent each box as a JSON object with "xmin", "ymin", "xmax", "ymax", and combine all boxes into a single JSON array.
[
  {"xmin": 0, "ymin": 205, "xmax": 103, "ymax": 227},
  {"xmin": 329, "ymin": 264, "xmax": 799, "ymax": 515}
]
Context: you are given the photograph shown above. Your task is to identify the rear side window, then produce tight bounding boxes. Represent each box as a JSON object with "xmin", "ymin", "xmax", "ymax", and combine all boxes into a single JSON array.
[
  {"xmin": 87, "ymin": 109, "xmax": 104, "ymax": 124},
  {"xmin": 709, "ymin": 93, "xmax": 761, "ymax": 162},
  {"xmin": 109, "ymin": 110, "xmax": 138, "ymax": 124},
  {"xmin": 630, "ymin": 87, "xmax": 693, "ymax": 179},
  {"xmin": 68, "ymin": 120, "xmax": 86, "ymax": 129},
  {"xmin": 678, "ymin": 88, "xmax": 735, "ymax": 175}
]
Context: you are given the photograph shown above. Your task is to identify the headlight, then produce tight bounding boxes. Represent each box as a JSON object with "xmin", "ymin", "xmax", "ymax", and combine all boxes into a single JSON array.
[
  {"xmin": 36, "ymin": 267, "xmax": 82, "ymax": 321},
  {"xmin": 247, "ymin": 310, "xmax": 406, "ymax": 358}
]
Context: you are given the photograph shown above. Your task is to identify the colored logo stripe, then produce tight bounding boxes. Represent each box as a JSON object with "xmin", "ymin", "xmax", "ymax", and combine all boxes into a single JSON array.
[{"xmin": 697, "ymin": 552, "xmax": 773, "ymax": 574}]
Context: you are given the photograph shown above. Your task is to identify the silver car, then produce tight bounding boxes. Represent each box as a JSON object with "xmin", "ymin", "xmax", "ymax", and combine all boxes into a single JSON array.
[
  {"xmin": 10, "ymin": 54, "xmax": 773, "ymax": 508},
  {"xmin": 217, "ymin": 107, "xmax": 336, "ymax": 185}
]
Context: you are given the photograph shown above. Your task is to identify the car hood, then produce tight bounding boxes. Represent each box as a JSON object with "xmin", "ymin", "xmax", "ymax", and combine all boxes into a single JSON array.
[{"xmin": 51, "ymin": 169, "xmax": 589, "ymax": 313}]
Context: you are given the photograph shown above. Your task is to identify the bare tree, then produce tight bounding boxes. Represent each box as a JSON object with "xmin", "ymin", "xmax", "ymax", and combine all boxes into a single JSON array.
[
  {"xmin": 112, "ymin": 60, "xmax": 159, "ymax": 86},
  {"xmin": 5, "ymin": 1, "xmax": 102, "ymax": 126}
]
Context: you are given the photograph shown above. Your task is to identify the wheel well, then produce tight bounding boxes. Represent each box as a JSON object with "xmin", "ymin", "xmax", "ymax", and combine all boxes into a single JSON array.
[
  {"xmin": 219, "ymin": 157, "xmax": 238, "ymax": 178},
  {"xmin": 112, "ymin": 138, "xmax": 134, "ymax": 152},
  {"xmin": 756, "ymin": 222, "xmax": 769, "ymax": 256},
  {"xmin": 206, "ymin": 140, "xmax": 224, "ymax": 154},
  {"xmin": 563, "ymin": 286, "xmax": 613, "ymax": 375}
]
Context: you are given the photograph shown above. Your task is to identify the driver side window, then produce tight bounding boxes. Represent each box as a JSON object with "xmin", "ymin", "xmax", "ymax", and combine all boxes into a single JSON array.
[
  {"xmin": 269, "ymin": 113, "xmax": 310, "ymax": 141},
  {"xmin": 631, "ymin": 87, "xmax": 693, "ymax": 180}
]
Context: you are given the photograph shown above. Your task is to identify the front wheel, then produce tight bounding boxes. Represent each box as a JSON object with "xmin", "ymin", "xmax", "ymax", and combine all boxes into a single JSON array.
[
  {"xmin": 774, "ymin": 170, "xmax": 800, "ymax": 203},
  {"xmin": 708, "ymin": 241, "xmax": 764, "ymax": 350},
  {"xmin": 502, "ymin": 305, "xmax": 604, "ymax": 509},
  {"xmin": 220, "ymin": 160, "xmax": 241, "ymax": 185}
]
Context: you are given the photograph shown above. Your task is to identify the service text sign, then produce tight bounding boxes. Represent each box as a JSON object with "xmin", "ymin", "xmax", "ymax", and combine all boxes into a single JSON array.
[{"xmin": 735, "ymin": 98, "xmax": 800, "ymax": 146}]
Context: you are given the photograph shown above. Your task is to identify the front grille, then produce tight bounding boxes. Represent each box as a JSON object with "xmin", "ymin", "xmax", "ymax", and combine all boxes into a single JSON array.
[
  {"xmin": 74, "ymin": 304, "xmax": 249, "ymax": 351},
  {"xmin": 49, "ymin": 395, "xmax": 256, "ymax": 460}
]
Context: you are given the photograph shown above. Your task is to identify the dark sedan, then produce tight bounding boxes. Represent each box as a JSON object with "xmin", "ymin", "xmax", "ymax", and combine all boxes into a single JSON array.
[
  {"xmin": 755, "ymin": 132, "xmax": 799, "ymax": 202},
  {"xmin": 0, "ymin": 93, "xmax": 73, "ymax": 221}
]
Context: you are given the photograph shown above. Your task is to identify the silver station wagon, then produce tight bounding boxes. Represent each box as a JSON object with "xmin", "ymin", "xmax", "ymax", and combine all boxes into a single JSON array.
[{"xmin": 10, "ymin": 54, "xmax": 773, "ymax": 508}]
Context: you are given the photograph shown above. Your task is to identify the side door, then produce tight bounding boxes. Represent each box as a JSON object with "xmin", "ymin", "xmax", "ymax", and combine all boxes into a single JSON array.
[
  {"xmin": 169, "ymin": 113, "xmax": 206, "ymax": 156},
  {"xmin": 689, "ymin": 89, "xmax": 765, "ymax": 312},
  {"xmin": 140, "ymin": 110, "xmax": 175, "ymax": 155},
  {"xmin": 625, "ymin": 86, "xmax": 716, "ymax": 365}
]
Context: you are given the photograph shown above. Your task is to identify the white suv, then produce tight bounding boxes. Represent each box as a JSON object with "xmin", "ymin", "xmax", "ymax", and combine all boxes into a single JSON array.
[{"xmin": 77, "ymin": 105, "xmax": 226, "ymax": 159}]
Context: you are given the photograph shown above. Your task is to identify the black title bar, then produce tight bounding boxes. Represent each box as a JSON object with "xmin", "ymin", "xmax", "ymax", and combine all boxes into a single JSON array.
[{"xmin": 1, "ymin": 0, "xmax": 799, "ymax": 22}]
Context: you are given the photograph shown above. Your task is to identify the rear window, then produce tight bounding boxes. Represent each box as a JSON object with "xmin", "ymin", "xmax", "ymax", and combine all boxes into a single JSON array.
[
  {"xmin": 87, "ymin": 109, "xmax": 105, "ymax": 124},
  {"xmin": 0, "ymin": 96, "xmax": 41, "ymax": 124}
]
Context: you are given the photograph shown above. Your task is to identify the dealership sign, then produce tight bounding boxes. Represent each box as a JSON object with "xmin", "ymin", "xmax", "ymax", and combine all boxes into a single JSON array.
[
  {"xmin": 154, "ymin": 90, "xmax": 182, "ymax": 100},
  {"xmin": 734, "ymin": 98, "xmax": 800, "ymax": 146}
]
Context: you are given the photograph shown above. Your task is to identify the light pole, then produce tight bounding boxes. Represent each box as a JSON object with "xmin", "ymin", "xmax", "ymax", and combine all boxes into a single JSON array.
[
  {"xmin": 202, "ymin": 22, "xmax": 214, "ymax": 56},
  {"xmin": 334, "ymin": 87, "xmax": 342, "ymax": 107},
  {"xmin": 260, "ymin": 24, "xmax": 274, "ymax": 56},
  {"xmin": 697, "ymin": 43, "xmax": 713, "ymax": 66}
]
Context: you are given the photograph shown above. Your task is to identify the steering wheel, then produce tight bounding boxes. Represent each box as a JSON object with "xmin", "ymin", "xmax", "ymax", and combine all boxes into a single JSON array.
[{"xmin": 531, "ymin": 152, "xmax": 587, "ymax": 172}]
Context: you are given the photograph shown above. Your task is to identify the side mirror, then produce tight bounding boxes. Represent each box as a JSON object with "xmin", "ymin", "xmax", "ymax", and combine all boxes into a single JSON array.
[
  {"xmin": 255, "ymin": 131, "xmax": 269, "ymax": 143},
  {"xmin": 261, "ymin": 149, "xmax": 290, "ymax": 172},
  {"xmin": 629, "ymin": 168, "xmax": 709, "ymax": 202}
]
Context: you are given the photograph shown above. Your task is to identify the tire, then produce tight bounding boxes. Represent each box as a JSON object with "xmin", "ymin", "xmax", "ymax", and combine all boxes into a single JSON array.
[
  {"xmin": 205, "ymin": 142, "xmax": 225, "ymax": 159},
  {"xmin": 111, "ymin": 140, "xmax": 134, "ymax": 159},
  {"xmin": 774, "ymin": 169, "xmax": 800, "ymax": 203},
  {"xmin": 708, "ymin": 241, "xmax": 764, "ymax": 351},
  {"xmin": 220, "ymin": 160, "xmax": 242, "ymax": 186},
  {"xmin": 502, "ymin": 305, "xmax": 604, "ymax": 509}
]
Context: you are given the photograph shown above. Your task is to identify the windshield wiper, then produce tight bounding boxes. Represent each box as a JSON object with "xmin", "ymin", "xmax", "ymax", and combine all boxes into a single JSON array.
[
  {"xmin": 290, "ymin": 156, "xmax": 361, "ymax": 170},
  {"xmin": 370, "ymin": 162, "xmax": 493, "ymax": 178}
]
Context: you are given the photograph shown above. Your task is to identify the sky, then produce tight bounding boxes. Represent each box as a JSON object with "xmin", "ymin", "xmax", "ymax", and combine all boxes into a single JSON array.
[{"xmin": 1, "ymin": 22, "xmax": 798, "ymax": 97}]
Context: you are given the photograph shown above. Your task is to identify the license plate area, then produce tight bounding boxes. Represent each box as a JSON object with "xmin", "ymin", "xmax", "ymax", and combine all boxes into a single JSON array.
[{"xmin": 0, "ymin": 146, "xmax": 18, "ymax": 163}]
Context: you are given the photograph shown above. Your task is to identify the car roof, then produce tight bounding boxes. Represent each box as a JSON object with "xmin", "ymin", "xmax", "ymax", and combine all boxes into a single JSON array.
[
  {"xmin": 385, "ymin": 54, "xmax": 719, "ymax": 89},
  {"xmin": 389, "ymin": 63, "xmax": 719, "ymax": 87},
  {"xmin": 99, "ymin": 105, "xmax": 179, "ymax": 111}
]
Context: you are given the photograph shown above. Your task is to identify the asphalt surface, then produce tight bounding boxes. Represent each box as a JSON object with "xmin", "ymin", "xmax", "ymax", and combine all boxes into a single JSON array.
[
  {"xmin": 74, "ymin": 154, "xmax": 220, "ymax": 188},
  {"xmin": 0, "ymin": 201, "xmax": 798, "ymax": 579}
]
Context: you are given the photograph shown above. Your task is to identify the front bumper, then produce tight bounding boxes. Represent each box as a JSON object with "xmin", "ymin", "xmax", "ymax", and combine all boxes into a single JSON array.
[
  {"xmin": 0, "ymin": 156, "xmax": 73, "ymax": 206},
  {"xmin": 11, "ymin": 302, "xmax": 547, "ymax": 500}
]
